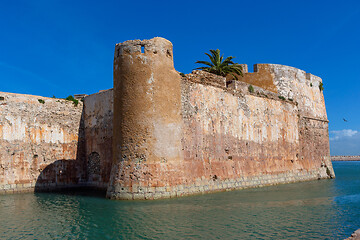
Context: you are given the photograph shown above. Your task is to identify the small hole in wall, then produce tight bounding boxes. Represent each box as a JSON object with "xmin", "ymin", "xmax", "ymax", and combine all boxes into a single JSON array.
[{"xmin": 141, "ymin": 45, "xmax": 145, "ymax": 53}]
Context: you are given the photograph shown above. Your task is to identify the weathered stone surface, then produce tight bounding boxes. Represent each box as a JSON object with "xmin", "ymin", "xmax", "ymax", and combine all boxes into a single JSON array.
[
  {"xmin": 83, "ymin": 89, "xmax": 113, "ymax": 189},
  {"xmin": 0, "ymin": 92, "xmax": 85, "ymax": 192},
  {"xmin": 107, "ymin": 37, "xmax": 334, "ymax": 200},
  {"xmin": 0, "ymin": 37, "xmax": 334, "ymax": 199},
  {"xmin": 108, "ymin": 37, "xmax": 183, "ymax": 199},
  {"xmin": 345, "ymin": 229, "xmax": 360, "ymax": 240}
]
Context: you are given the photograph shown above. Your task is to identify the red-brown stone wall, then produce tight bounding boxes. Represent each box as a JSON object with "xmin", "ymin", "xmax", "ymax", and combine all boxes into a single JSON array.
[
  {"xmin": 0, "ymin": 92, "xmax": 86, "ymax": 193},
  {"xmin": 83, "ymin": 89, "xmax": 113, "ymax": 189},
  {"xmin": 107, "ymin": 38, "xmax": 333, "ymax": 200}
]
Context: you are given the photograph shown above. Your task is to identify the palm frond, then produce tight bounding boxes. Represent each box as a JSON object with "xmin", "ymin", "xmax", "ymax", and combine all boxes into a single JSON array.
[
  {"xmin": 195, "ymin": 49, "xmax": 243, "ymax": 79},
  {"xmin": 206, "ymin": 51, "xmax": 218, "ymax": 66},
  {"xmin": 204, "ymin": 53, "xmax": 213, "ymax": 62},
  {"xmin": 195, "ymin": 61, "xmax": 214, "ymax": 67}
]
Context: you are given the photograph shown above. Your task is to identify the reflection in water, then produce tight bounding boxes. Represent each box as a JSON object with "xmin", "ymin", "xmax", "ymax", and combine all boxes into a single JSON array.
[{"xmin": 1, "ymin": 162, "xmax": 360, "ymax": 239}]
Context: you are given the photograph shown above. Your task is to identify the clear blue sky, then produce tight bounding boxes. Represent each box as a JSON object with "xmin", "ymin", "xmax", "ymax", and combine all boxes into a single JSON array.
[{"xmin": 1, "ymin": 0, "xmax": 359, "ymax": 155}]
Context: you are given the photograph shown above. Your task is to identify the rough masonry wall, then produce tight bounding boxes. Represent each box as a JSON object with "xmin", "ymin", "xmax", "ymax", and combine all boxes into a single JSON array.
[
  {"xmin": 181, "ymin": 73, "xmax": 332, "ymax": 187},
  {"xmin": 83, "ymin": 89, "xmax": 113, "ymax": 189},
  {"xmin": 0, "ymin": 38, "xmax": 331, "ymax": 199},
  {"xmin": 231, "ymin": 64, "xmax": 333, "ymax": 177},
  {"xmin": 107, "ymin": 37, "xmax": 333, "ymax": 200},
  {"xmin": 257, "ymin": 64, "xmax": 333, "ymax": 176},
  {"xmin": 264, "ymin": 64, "xmax": 328, "ymax": 119},
  {"xmin": 233, "ymin": 63, "xmax": 328, "ymax": 119},
  {"xmin": 108, "ymin": 37, "xmax": 183, "ymax": 199},
  {"xmin": 0, "ymin": 92, "xmax": 85, "ymax": 193},
  {"xmin": 181, "ymin": 76, "xmax": 299, "ymax": 179}
]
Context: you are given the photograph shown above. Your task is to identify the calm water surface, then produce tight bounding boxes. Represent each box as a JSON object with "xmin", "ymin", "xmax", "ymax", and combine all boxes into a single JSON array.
[{"xmin": 1, "ymin": 161, "xmax": 360, "ymax": 239}]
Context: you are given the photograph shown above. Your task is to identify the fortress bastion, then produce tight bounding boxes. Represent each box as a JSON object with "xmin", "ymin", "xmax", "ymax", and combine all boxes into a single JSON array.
[{"xmin": 0, "ymin": 37, "xmax": 334, "ymax": 200}]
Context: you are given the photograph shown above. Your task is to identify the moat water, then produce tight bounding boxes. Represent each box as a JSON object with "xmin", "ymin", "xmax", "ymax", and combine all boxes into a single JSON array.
[{"xmin": 1, "ymin": 161, "xmax": 360, "ymax": 239}]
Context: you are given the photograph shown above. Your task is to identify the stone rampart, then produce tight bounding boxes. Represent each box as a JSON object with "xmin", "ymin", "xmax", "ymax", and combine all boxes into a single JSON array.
[
  {"xmin": 0, "ymin": 37, "xmax": 334, "ymax": 199},
  {"xmin": 107, "ymin": 37, "xmax": 334, "ymax": 200},
  {"xmin": 231, "ymin": 64, "xmax": 327, "ymax": 120},
  {"xmin": 0, "ymin": 92, "xmax": 85, "ymax": 193},
  {"xmin": 83, "ymin": 89, "xmax": 113, "ymax": 189}
]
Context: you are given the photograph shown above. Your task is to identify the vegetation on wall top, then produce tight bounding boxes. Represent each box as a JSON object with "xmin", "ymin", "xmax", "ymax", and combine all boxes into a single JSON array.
[
  {"xmin": 195, "ymin": 49, "xmax": 243, "ymax": 80},
  {"xmin": 65, "ymin": 95, "xmax": 79, "ymax": 107}
]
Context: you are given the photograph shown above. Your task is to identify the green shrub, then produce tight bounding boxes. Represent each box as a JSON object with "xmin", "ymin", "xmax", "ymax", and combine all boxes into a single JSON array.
[
  {"xmin": 319, "ymin": 82, "xmax": 324, "ymax": 91},
  {"xmin": 179, "ymin": 72, "xmax": 186, "ymax": 77},
  {"xmin": 65, "ymin": 95, "xmax": 79, "ymax": 107},
  {"xmin": 310, "ymin": 83, "xmax": 313, "ymax": 87},
  {"xmin": 65, "ymin": 95, "xmax": 75, "ymax": 101},
  {"xmin": 278, "ymin": 96, "xmax": 286, "ymax": 100},
  {"xmin": 248, "ymin": 85, "xmax": 254, "ymax": 93},
  {"xmin": 0, "ymin": 96, "xmax": 4, "ymax": 101},
  {"xmin": 38, "ymin": 99, "xmax": 45, "ymax": 104},
  {"xmin": 288, "ymin": 98, "xmax": 293, "ymax": 101}
]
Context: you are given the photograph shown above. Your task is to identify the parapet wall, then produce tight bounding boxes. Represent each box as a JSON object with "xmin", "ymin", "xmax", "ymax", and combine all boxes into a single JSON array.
[
  {"xmin": 107, "ymin": 37, "xmax": 334, "ymax": 200},
  {"xmin": 231, "ymin": 63, "xmax": 327, "ymax": 120},
  {"xmin": 0, "ymin": 92, "xmax": 85, "ymax": 193}
]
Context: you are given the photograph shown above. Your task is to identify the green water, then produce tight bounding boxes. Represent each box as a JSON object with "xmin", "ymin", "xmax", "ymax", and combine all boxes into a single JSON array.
[{"xmin": 1, "ymin": 161, "xmax": 360, "ymax": 239}]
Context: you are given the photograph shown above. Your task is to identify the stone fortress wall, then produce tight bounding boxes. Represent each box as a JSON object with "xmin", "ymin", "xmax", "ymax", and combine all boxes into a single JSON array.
[
  {"xmin": 0, "ymin": 92, "xmax": 85, "ymax": 193},
  {"xmin": 0, "ymin": 37, "xmax": 334, "ymax": 199},
  {"xmin": 83, "ymin": 89, "xmax": 113, "ymax": 189},
  {"xmin": 0, "ymin": 90, "xmax": 115, "ymax": 194},
  {"xmin": 107, "ymin": 37, "xmax": 334, "ymax": 200}
]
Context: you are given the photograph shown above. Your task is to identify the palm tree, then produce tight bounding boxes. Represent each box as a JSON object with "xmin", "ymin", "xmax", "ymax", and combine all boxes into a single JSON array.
[{"xmin": 195, "ymin": 49, "xmax": 243, "ymax": 80}]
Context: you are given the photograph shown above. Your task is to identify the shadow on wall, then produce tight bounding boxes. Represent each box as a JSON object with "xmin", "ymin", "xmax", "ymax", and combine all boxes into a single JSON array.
[
  {"xmin": 34, "ymin": 108, "xmax": 105, "ymax": 196},
  {"xmin": 35, "ymin": 159, "xmax": 83, "ymax": 192}
]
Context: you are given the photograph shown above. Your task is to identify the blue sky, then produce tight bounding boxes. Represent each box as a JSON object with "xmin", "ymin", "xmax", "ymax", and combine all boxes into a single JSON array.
[{"xmin": 1, "ymin": 0, "xmax": 359, "ymax": 155}]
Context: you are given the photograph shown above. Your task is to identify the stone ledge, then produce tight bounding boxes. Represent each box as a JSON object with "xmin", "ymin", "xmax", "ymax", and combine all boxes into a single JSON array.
[{"xmin": 107, "ymin": 167, "xmax": 332, "ymax": 200}]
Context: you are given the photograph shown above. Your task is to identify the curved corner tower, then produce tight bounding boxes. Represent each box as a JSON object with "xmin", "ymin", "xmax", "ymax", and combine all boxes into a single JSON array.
[{"xmin": 107, "ymin": 37, "xmax": 183, "ymax": 200}]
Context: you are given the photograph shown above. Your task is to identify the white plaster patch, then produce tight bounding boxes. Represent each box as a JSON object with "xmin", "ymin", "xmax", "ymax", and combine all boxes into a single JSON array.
[
  {"xmin": 3, "ymin": 116, "xmax": 26, "ymax": 141},
  {"xmin": 147, "ymin": 73, "xmax": 154, "ymax": 84},
  {"xmin": 137, "ymin": 54, "xmax": 148, "ymax": 64},
  {"xmin": 153, "ymin": 121, "xmax": 182, "ymax": 159}
]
